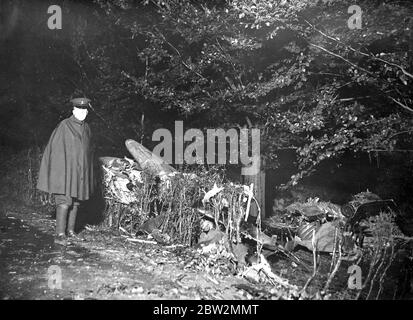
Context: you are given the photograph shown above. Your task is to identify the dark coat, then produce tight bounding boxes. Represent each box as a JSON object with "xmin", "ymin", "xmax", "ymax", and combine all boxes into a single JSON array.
[{"xmin": 37, "ymin": 115, "xmax": 95, "ymax": 201}]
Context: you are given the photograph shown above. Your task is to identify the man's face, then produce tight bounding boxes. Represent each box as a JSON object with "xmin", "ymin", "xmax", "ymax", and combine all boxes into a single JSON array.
[{"xmin": 72, "ymin": 107, "xmax": 88, "ymax": 121}]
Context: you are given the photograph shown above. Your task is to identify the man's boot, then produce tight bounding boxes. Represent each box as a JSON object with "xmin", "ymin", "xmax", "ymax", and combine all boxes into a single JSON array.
[
  {"xmin": 67, "ymin": 205, "xmax": 85, "ymax": 241},
  {"xmin": 55, "ymin": 204, "xmax": 69, "ymax": 245}
]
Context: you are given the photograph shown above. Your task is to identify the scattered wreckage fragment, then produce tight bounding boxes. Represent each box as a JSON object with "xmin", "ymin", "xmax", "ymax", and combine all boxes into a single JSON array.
[
  {"xmin": 100, "ymin": 139, "xmax": 409, "ymax": 293},
  {"xmin": 100, "ymin": 156, "xmax": 144, "ymax": 205},
  {"xmin": 101, "ymin": 141, "xmax": 261, "ymax": 257},
  {"xmin": 263, "ymin": 191, "xmax": 404, "ymax": 263}
]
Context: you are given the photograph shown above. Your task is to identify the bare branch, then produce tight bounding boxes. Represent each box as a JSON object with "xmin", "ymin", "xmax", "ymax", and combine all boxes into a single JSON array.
[
  {"xmin": 389, "ymin": 96, "xmax": 413, "ymax": 113},
  {"xmin": 156, "ymin": 29, "xmax": 209, "ymax": 82},
  {"xmin": 305, "ymin": 19, "xmax": 413, "ymax": 81},
  {"xmin": 308, "ymin": 43, "xmax": 374, "ymax": 76},
  {"xmin": 386, "ymin": 130, "xmax": 413, "ymax": 140},
  {"xmin": 369, "ymin": 149, "xmax": 413, "ymax": 153},
  {"xmin": 338, "ymin": 95, "xmax": 374, "ymax": 102}
]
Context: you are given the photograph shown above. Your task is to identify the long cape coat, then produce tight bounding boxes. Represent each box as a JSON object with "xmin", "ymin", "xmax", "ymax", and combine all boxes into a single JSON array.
[{"xmin": 37, "ymin": 115, "xmax": 95, "ymax": 201}]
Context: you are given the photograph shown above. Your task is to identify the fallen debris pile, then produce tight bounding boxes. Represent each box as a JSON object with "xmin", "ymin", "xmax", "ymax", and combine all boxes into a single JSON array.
[
  {"xmin": 263, "ymin": 192, "xmax": 403, "ymax": 255},
  {"xmin": 99, "ymin": 140, "xmax": 411, "ymax": 298},
  {"xmin": 98, "ymin": 140, "xmax": 302, "ymax": 293},
  {"xmin": 101, "ymin": 156, "xmax": 144, "ymax": 205},
  {"xmin": 101, "ymin": 157, "xmax": 203, "ymax": 245},
  {"xmin": 100, "ymin": 140, "xmax": 256, "ymax": 248}
]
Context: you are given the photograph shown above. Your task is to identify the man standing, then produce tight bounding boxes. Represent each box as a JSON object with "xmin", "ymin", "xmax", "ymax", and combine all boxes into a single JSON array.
[{"xmin": 37, "ymin": 97, "xmax": 95, "ymax": 245}]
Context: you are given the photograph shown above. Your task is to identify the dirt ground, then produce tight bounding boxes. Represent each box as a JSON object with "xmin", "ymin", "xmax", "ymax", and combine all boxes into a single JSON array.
[
  {"xmin": 0, "ymin": 200, "xmax": 410, "ymax": 300},
  {"xmin": 0, "ymin": 205, "xmax": 251, "ymax": 300}
]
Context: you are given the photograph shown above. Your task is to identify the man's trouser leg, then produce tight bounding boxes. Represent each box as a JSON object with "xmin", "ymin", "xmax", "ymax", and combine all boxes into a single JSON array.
[
  {"xmin": 67, "ymin": 204, "xmax": 79, "ymax": 234},
  {"xmin": 54, "ymin": 194, "xmax": 72, "ymax": 245},
  {"xmin": 56, "ymin": 204, "xmax": 69, "ymax": 236},
  {"xmin": 67, "ymin": 200, "xmax": 85, "ymax": 241}
]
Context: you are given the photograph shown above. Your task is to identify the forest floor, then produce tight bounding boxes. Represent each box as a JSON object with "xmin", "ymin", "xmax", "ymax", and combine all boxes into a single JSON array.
[
  {"xmin": 0, "ymin": 199, "xmax": 409, "ymax": 300},
  {"xmin": 0, "ymin": 202, "xmax": 251, "ymax": 300}
]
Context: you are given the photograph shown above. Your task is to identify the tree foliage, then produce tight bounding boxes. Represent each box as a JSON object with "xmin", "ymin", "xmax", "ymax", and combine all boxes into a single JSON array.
[
  {"xmin": 92, "ymin": 0, "xmax": 413, "ymax": 184},
  {"xmin": 1, "ymin": 0, "xmax": 412, "ymax": 187}
]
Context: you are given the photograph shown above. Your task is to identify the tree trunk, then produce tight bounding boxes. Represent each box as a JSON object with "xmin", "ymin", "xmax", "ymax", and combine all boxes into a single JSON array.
[{"xmin": 242, "ymin": 160, "xmax": 266, "ymax": 220}]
